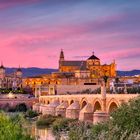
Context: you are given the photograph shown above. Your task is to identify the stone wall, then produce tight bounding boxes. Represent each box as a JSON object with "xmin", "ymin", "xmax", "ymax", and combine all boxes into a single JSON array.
[{"xmin": 56, "ymin": 85, "xmax": 100, "ymax": 95}]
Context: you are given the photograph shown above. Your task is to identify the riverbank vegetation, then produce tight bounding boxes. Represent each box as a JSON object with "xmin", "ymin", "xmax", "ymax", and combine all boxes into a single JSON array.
[
  {"xmin": 25, "ymin": 110, "xmax": 39, "ymax": 118},
  {"xmin": 1, "ymin": 96, "xmax": 140, "ymax": 139},
  {"xmin": 36, "ymin": 115, "xmax": 58, "ymax": 127},
  {"xmin": 68, "ymin": 97, "xmax": 140, "ymax": 140},
  {"xmin": 0, "ymin": 112, "xmax": 33, "ymax": 140}
]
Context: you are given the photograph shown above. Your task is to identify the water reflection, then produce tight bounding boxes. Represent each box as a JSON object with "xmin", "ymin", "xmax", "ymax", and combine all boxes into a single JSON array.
[
  {"xmin": 26, "ymin": 122, "xmax": 55, "ymax": 140},
  {"xmin": 34, "ymin": 127, "xmax": 55, "ymax": 140}
]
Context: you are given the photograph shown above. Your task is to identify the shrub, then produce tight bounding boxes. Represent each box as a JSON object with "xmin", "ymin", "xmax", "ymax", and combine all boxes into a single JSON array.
[
  {"xmin": 111, "ymin": 97, "xmax": 140, "ymax": 134},
  {"xmin": 25, "ymin": 110, "xmax": 39, "ymax": 118},
  {"xmin": 36, "ymin": 115, "xmax": 57, "ymax": 127},
  {"xmin": 52, "ymin": 118, "xmax": 74, "ymax": 134},
  {"xmin": 68, "ymin": 121, "xmax": 91, "ymax": 140},
  {"xmin": 89, "ymin": 122, "xmax": 109, "ymax": 137}
]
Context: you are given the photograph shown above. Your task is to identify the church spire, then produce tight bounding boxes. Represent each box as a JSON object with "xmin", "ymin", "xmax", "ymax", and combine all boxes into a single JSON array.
[
  {"xmin": 0, "ymin": 61, "xmax": 5, "ymax": 69},
  {"xmin": 17, "ymin": 65, "xmax": 22, "ymax": 72},
  {"xmin": 59, "ymin": 49, "xmax": 64, "ymax": 61}
]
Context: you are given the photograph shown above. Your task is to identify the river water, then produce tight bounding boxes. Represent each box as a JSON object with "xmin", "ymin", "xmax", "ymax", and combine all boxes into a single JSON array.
[
  {"xmin": 7, "ymin": 113, "xmax": 67, "ymax": 140},
  {"xmin": 26, "ymin": 122, "xmax": 56, "ymax": 140},
  {"xmin": 26, "ymin": 121, "xmax": 68, "ymax": 140}
]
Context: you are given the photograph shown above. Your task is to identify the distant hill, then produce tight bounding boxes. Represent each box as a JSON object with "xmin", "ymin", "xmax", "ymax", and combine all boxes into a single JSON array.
[
  {"xmin": 5, "ymin": 67, "xmax": 58, "ymax": 78},
  {"xmin": 5, "ymin": 67, "xmax": 140, "ymax": 77},
  {"xmin": 117, "ymin": 70, "xmax": 140, "ymax": 77}
]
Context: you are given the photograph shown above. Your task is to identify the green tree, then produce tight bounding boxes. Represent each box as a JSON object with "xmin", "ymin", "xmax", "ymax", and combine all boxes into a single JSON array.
[
  {"xmin": 111, "ymin": 97, "xmax": 140, "ymax": 134},
  {"xmin": 0, "ymin": 112, "xmax": 33, "ymax": 140},
  {"xmin": 68, "ymin": 97, "xmax": 140, "ymax": 140}
]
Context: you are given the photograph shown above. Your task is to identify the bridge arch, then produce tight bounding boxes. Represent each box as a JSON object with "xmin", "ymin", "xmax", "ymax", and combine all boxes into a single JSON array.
[
  {"xmin": 61, "ymin": 100, "xmax": 64, "ymax": 103},
  {"xmin": 80, "ymin": 98, "xmax": 88, "ymax": 109},
  {"xmin": 107, "ymin": 99, "xmax": 119, "ymax": 113},
  {"xmin": 93, "ymin": 99, "xmax": 102, "ymax": 112},
  {"xmin": 81, "ymin": 101, "xmax": 87, "ymax": 109},
  {"xmin": 69, "ymin": 100, "xmax": 74, "ymax": 105},
  {"xmin": 46, "ymin": 100, "xmax": 50, "ymax": 104}
]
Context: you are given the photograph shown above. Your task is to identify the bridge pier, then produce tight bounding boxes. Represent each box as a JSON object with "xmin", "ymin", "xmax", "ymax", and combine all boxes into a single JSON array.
[
  {"xmin": 93, "ymin": 111, "xmax": 109, "ymax": 124},
  {"xmin": 40, "ymin": 104, "xmax": 48, "ymax": 114},
  {"xmin": 56, "ymin": 101, "xmax": 68, "ymax": 117},
  {"xmin": 33, "ymin": 103, "xmax": 40, "ymax": 113},
  {"xmin": 79, "ymin": 103, "xmax": 93, "ymax": 123},
  {"xmin": 42, "ymin": 100, "xmax": 60, "ymax": 115},
  {"xmin": 66, "ymin": 101, "xmax": 80, "ymax": 119}
]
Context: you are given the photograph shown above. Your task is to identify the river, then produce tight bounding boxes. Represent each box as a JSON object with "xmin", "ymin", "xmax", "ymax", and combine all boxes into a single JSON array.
[
  {"xmin": 25, "ymin": 121, "xmax": 56, "ymax": 140},
  {"xmin": 25, "ymin": 121, "xmax": 68, "ymax": 140},
  {"xmin": 6, "ymin": 113, "xmax": 67, "ymax": 140}
]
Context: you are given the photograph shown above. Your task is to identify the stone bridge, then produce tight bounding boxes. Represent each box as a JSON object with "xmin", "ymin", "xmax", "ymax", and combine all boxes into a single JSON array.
[
  {"xmin": 33, "ymin": 86, "xmax": 139, "ymax": 124},
  {"xmin": 0, "ymin": 98, "xmax": 38, "ymax": 110}
]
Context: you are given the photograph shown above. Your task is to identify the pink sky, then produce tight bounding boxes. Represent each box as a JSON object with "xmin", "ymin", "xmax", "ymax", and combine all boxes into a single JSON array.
[{"xmin": 0, "ymin": 0, "xmax": 140, "ymax": 70}]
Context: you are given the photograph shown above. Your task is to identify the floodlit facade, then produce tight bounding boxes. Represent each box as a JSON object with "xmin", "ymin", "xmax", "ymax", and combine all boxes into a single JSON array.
[
  {"xmin": 0, "ymin": 64, "xmax": 22, "ymax": 89},
  {"xmin": 23, "ymin": 50, "xmax": 117, "ymax": 92}
]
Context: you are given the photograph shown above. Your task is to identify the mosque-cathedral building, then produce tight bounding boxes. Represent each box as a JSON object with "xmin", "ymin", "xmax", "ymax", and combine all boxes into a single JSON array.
[
  {"xmin": 23, "ymin": 50, "xmax": 116, "ymax": 92},
  {"xmin": 59, "ymin": 50, "xmax": 116, "ymax": 78},
  {"xmin": 0, "ymin": 64, "xmax": 23, "ymax": 89}
]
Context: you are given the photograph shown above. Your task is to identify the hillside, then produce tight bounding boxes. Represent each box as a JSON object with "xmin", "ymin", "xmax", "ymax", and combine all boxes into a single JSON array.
[
  {"xmin": 5, "ymin": 67, "xmax": 140, "ymax": 77},
  {"xmin": 5, "ymin": 67, "xmax": 58, "ymax": 77}
]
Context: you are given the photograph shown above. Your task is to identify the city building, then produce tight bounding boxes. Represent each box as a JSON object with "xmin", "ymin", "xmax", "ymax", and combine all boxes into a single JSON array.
[
  {"xmin": 0, "ymin": 63, "xmax": 23, "ymax": 89},
  {"xmin": 23, "ymin": 50, "xmax": 117, "ymax": 95},
  {"xmin": 58, "ymin": 49, "xmax": 116, "ymax": 78}
]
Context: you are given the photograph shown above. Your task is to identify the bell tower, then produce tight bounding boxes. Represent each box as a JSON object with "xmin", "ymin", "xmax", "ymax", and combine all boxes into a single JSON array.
[
  {"xmin": 0, "ymin": 62, "xmax": 5, "ymax": 79},
  {"xmin": 59, "ymin": 49, "xmax": 64, "ymax": 61},
  {"xmin": 59, "ymin": 49, "xmax": 65, "ymax": 71},
  {"xmin": 16, "ymin": 66, "xmax": 22, "ymax": 78}
]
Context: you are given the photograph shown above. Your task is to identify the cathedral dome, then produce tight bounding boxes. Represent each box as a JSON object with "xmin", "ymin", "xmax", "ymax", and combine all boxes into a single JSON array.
[
  {"xmin": 87, "ymin": 52, "xmax": 100, "ymax": 60},
  {"xmin": 88, "ymin": 54, "xmax": 100, "ymax": 60}
]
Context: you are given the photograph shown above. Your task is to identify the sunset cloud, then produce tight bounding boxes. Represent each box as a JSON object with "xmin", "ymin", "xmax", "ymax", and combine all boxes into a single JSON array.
[{"xmin": 0, "ymin": 0, "xmax": 140, "ymax": 70}]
